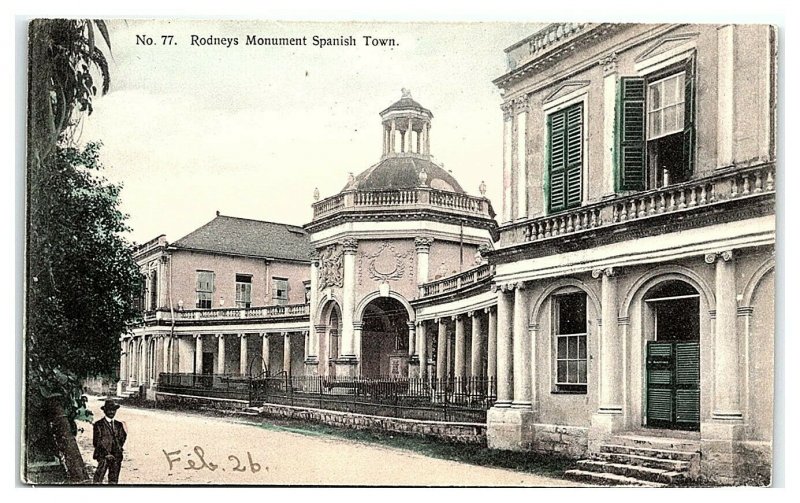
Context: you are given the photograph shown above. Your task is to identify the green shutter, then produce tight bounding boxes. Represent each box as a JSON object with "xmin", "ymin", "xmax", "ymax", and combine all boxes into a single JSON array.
[
  {"xmin": 683, "ymin": 58, "xmax": 696, "ymax": 175},
  {"xmin": 616, "ymin": 77, "xmax": 646, "ymax": 191},
  {"xmin": 547, "ymin": 103, "xmax": 582, "ymax": 213}
]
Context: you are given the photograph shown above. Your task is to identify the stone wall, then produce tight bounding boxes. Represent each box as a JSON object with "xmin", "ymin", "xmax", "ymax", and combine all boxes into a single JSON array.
[
  {"xmin": 259, "ymin": 402, "xmax": 486, "ymax": 445},
  {"xmin": 155, "ymin": 392, "xmax": 487, "ymax": 445},
  {"xmin": 532, "ymin": 423, "xmax": 589, "ymax": 458}
]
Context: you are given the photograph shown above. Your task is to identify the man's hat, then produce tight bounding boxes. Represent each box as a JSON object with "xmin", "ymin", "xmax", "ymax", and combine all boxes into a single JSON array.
[{"xmin": 100, "ymin": 399, "xmax": 121, "ymax": 412}]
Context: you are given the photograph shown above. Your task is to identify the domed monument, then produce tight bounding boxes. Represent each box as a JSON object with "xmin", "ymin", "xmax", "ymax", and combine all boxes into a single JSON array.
[{"xmin": 304, "ymin": 90, "xmax": 497, "ymax": 379}]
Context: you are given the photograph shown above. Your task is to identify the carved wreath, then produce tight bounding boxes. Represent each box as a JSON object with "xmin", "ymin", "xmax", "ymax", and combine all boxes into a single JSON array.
[
  {"xmin": 318, "ymin": 245, "xmax": 344, "ymax": 289},
  {"xmin": 359, "ymin": 242, "xmax": 413, "ymax": 284}
]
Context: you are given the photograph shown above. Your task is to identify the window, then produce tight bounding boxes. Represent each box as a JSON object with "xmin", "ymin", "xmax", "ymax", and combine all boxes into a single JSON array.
[
  {"xmin": 546, "ymin": 102, "xmax": 583, "ymax": 213},
  {"xmin": 272, "ymin": 277, "xmax": 288, "ymax": 306},
  {"xmin": 196, "ymin": 270, "xmax": 214, "ymax": 309},
  {"xmin": 554, "ymin": 292, "xmax": 587, "ymax": 393},
  {"xmin": 235, "ymin": 274, "xmax": 252, "ymax": 308},
  {"xmin": 149, "ymin": 271, "xmax": 158, "ymax": 310},
  {"xmin": 617, "ymin": 59, "xmax": 695, "ymax": 191}
]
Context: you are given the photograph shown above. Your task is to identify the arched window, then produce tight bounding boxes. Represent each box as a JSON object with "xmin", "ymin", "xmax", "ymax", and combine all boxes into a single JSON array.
[{"xmin": 553, "ymin": 291, "xmax": 587, "ymax": 393}]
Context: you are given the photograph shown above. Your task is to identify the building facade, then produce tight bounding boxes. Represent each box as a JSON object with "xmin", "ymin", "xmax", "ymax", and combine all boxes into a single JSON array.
[
  {"xmin": 120, "ymin": 215, "xmax": 313, "ymax": 399},
  {"xmin": 118, "ymin": 23, "xmax": 775, "ymax": 486},
  {"xmin": 485, "ymin": 23, "xmax": 775, "ymax": 485}
]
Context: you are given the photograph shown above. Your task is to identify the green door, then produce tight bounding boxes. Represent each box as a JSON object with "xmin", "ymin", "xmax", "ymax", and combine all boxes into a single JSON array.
[{"xmin": 646, "ymin": 341, "xmax": 700, "ymax": 430}]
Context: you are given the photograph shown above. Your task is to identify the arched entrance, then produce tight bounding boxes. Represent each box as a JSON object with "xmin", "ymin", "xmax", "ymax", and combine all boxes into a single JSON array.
[
  {"xmin": 318, "ymin": 299, "xmax": 342, "ymax": 377},
  {"xmin": 643, "ymin": 280, "xmax": 700, "ymax": 431},
  {"xmin": 360, "ymin": 297, "xmax": 410, "ymax": 378}
]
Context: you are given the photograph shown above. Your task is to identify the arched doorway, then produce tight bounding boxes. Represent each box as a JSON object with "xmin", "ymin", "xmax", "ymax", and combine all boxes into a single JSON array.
[
  {"xmin": 318, "ymin": 300, "xmax": 342, "ymax": 377},
  {"xmin": 643, "ymin": 280, "xmax": 700, "ymax": 431},
  {"xmin": 360, "ymin": 297, "xmax": 410, "ymax": 378}
]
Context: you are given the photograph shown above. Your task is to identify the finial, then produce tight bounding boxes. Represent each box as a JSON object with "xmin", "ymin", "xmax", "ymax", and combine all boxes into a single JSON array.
[
  {"xmin": 401, "ymin": 88, "xmax": 412, "ymax": 99},
  {"xmin": 313, "ymin": 187, "xmax": 320, "ymax": 201},
  {"xmin": 418, "ymin": 168, "xmax": 428, "ymax": 186},
  {"xmin": 347, "ymin": 172, "xmax": 355, "ymax": 184},
  {"xmin": 479, "ymin": 180, "xmax": 487, "ymax": 196},
  {"xmin": 216, "ymin": 210, "xmax": 220, "ymax": 216}
]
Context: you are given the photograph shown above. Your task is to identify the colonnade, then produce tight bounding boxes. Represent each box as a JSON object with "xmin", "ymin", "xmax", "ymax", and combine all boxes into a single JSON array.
[{"xmin": 119, "ymin": 330, "xmax": 309, "ymax": 390}]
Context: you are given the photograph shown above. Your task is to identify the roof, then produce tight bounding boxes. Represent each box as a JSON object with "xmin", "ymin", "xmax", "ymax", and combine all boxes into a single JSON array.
[
  {"xmin": 342, "ymin": 156, "xmax": 466, "ymax": 194},
  {"xmin": 380, "ymin": 96, "xmax": 433, "ymax": 117},
  {"xmin": 171, "ymin": 215, "xmax": 312, "ymax": 262}
]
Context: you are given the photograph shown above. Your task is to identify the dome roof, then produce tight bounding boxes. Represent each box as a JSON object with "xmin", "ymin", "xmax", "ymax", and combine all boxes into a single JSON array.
[
  {"xmin": 381, "ymin": 96, "xmax": 433, "ymax": 117},
  {"xmin": 342, "ymin": 156, "xmax": 465, "ymax": 194}
]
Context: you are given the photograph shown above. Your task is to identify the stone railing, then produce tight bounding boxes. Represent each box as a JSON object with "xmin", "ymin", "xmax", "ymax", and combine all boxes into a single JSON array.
[
  {"xmin": 506, "ymin": 22, "xmax": 589, "ymax": 70},
  {"xmin": 499, "ymin": 163, "xmax": 775, "ymax": 246},
  {"xmin": 141, "ymin": 304, "xmax": 310, "ymax": 323},
  {"xmin": 312, "ymin": 188, "xmax": 494, "ymax": 220},
  {"xmin": 419, "ymin": 264, "xmax": 494, "ymax": 298}
]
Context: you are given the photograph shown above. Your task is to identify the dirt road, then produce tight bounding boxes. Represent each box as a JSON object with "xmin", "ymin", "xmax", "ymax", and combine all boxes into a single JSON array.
[{"xmin": 76, "ymin": 396, "xmax": 580, "ymax": 486}]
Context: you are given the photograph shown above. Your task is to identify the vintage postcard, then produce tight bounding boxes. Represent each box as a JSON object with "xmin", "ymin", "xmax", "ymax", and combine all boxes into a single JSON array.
[{"xmin": 22, "ymin": 18, "xmax": 777, "ymax": 487}]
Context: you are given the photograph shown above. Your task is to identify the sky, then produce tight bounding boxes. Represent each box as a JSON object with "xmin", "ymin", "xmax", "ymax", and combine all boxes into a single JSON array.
[{"xmin": 77, "ymin": 20, "xmax": 544, "ymax": 244}]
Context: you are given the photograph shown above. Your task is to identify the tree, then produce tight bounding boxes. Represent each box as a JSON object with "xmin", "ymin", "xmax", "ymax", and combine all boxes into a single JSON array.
[{"xmin": 25, "ymin": 19, "xmax": 140, "ymax": 483}]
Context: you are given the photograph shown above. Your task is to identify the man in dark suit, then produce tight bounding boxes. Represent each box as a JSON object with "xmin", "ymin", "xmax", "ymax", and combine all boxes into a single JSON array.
[{"xmin": 92, "ymin": 399, "xmax": 127, "ymax": 484}]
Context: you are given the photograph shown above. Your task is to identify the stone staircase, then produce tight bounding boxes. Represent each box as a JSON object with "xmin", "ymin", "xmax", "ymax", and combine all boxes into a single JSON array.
[{"xmin": 565, "ymin": 433, "xmax": 701, "ymax": 487}]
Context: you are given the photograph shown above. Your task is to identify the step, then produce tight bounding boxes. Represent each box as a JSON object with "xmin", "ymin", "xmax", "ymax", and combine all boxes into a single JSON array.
[
  {"xmin": 612, "ymin": 434, "xmax": 700, "ymax": 452},
  {"xmin": 593, "ymin": 451, "xmax": 690, "ymax": 472},
  {"xmin": 601, "ymin": 443, "xmax": 698, "ymax": 462},
  {"xmin": 564, "ymin": 469, "xmax": 666, "ymax": 488},
  {"xmin": 576, "ymin": 459, "xmax": 686, "ymax": 485},
  {"xmin": 243, "ymin": 407, "xmax": 262, "ymax": 414}
]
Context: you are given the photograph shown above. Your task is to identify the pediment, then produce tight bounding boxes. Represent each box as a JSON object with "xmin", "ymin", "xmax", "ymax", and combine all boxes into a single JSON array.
[
  {"xmin": 543, "ymin": 81, "xmax": 590, "ymax": 104},
  {"xmin": 635, "ymin": 33, "xmax": 698, "ymax": 63}
]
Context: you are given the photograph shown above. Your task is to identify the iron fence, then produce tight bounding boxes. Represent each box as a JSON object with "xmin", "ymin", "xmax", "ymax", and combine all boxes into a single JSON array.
[{"xmin": 158, "ymin": 373, "xmax": 496, "ymax": 423}]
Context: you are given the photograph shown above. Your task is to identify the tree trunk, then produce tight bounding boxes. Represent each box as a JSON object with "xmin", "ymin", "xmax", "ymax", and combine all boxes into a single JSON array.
[{"xmin": 45, "ymin": 395, "xmax": 89, "ymax": 483}]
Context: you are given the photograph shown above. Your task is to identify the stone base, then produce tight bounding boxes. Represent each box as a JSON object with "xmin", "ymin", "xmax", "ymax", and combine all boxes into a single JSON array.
[
  {"xmin": 700, "ymin": 420, "xmax": 745, "ymax": 485},
  {"xmin": 145, "ymin": 385, "xmax": 157, "ymax": 401},
  {"xmin": 332, "ymin": 357, "xmax": 359, "ymax": 378},
  {"xmin": 304, "ymin": 360, "xmax": 320, "ymax": 376},
  {"xmin": 486, "ymin": 406, "xmax": 536, "ymax": 451},
  {"xmin": 116, "ymin": 380, "xmax": 125, "ymax": 396},
  {"xmin": 407, "ymin": 360, "xmax": 420, "ymax": 379},
  {"xmin": 588, "ymin": 411, "xmax": 624, "ymax": 453}
]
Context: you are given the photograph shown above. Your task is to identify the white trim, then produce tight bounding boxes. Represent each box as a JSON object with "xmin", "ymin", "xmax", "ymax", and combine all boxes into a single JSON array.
[
  {"xmin": 635, "ymin": 41, "xmax": 696, "ymax": 76},
  {"xmin": 542, "ymin": 84, "xmax": 589, "ymax": 114}
]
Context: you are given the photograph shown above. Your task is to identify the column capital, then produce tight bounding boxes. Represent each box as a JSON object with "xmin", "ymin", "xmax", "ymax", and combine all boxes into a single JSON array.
[
  {"xmin": 341, "ymin": 238, "xmax": 359, "ymax": 254},
  {"xmin": 353, "ymin": 322, "xmax": 364, "ymax": 330},
  {"xmin": 512, "ymin": 94, "xmax": 530, "ymax": 114},
  {"xmin": 239, "ymin": 333, "xmax": 247, "ymax": 340},
  {"xmin": 281, "ymin": 331, "xmax": 289, "ymax": 337},
  {"xmin": 500, "ymin": 101, "xmax": 514, "ymax": 120},
  {"xmin": 309, "ymin": 249, "xmax": 321, "ymax": 265},
  {"xmin": 193, "ymin": 334, "xmax": 202, "ymax": 340},
  {"xmin": 591, "ymin": 267, "xmax": 617, "ymax": 278},
  {"xmin": 599, "ymin": 52, "xmax": 618, "ymax": 76},
  {"xmin": 414, "ymin": 236, "xmax": 434, "ymax": 252},
  {"xmin": 406, "ymin": 321, "xmax": 416, "ymax": 330},
  {"xmin": 216, "ymin": 333, "xmax": 225, "ymax": 339},
  {"xmin": 315, "ymin": 324, "xmax": 328, "ymax": 333},
  {"xmin": 705, "ymin": 250, "xmax": 736, "ymax": 264}
]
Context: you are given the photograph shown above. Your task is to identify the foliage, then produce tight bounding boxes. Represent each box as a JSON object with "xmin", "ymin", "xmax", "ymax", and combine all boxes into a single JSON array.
[{"xmin": 26, "ymin": 142, "xmax": 142, "ymax": 441}]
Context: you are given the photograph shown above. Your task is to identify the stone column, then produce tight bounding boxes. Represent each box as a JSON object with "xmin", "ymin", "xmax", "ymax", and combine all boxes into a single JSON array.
[
  {"xmin": 708, "ymin": 251, "xmax": 742, "ymax": 419},
  {"xmin": 283, "ymin": 332, "xmax": 292, "ymax": 374},
  {"xmin": 407, "ymin": 321, "xmax": 416, "ymax": 357},
  {"xmin": 194, "ymin": 334, "xmax": 203, "ymax": 375},
  {"xmin": 436, "ymin": 318, "xmax": 447, "ymax": 380},
  {"xmin": 454, "ymin": 315, "xmax": 466, "ymax": 381},
  {"xmin": 488, "ymin": 307, "xmax": 497, "ymax": 382},
  {"xmin": 424, "ymin": 123, "xmax": 431, "ymax": 154},
  {"xmin": 595, "ymin": 267, "xmax": 622, "ymax": 414},
  {"xmin": 418, "ymin": 320, "xmax": 428, "ymax": 381},
  {"xmin": 340, "ymin": 238, "xmax": 358, "ymax": 362},
  {"xmin": 390, "ymin": 119, "xmax": 396, "ymax": 153},
  {"xmin": 589, "ymin": 267, "xmax": 623, "ymax": 452},
  {"xmin": 702, "ymin": 250, "xmax": 744, "ymax": 484},
  {"xmin": 261, "ymin": 333, "xmax": 270, "ymax": 374},
  {"xmin": 495, "ymin": 285, "xmax": 514, "ymax": 407},
  {"xmin": 216, "ymin": 334, "xmax": 226, "ymax": 374},
  {"xmin": 512, "ymin": 283, "xmax": 531, "ymax": 408},
  {"xmin": 601, "ymin": 53, "xmax": 618, "ymax": 195},
  {"xmin": 163, "ymin": 335, "xmax": 171, "ymax": 375},
  {"xmin": 414, "ymin": 237, "xmax": 433, "ymax": 285},
  {"xmin": 501, "ymin": 102, "xmax": 513, "ymax": 224},
  {"xmin": 119, "ymin": 340, "xmax": 127, "ymax": 384},
  {"xmin": 407, "ymin": 118, "xmax": 414, "ymax": 153},
  {"xmin": 239, "ymin": 334, "xmax": 248, "ymax": 376},
  {"xmin": 307, "ymin": 252, "xmax": 320, "ymax": 368},
  {"xmin": 514, "ymin": 97, "xmax": 529, "ymax": 220},
  {"xmin": 717, "ymin": 25, "xmax": 735, "ymax": 168},
  {"xmin": 470, "ymin": 311, "xmax": 484, "ymax": 378},
  {"xmin": 141, "ymin": 336, "xmax": 149, "ymax": 385}
]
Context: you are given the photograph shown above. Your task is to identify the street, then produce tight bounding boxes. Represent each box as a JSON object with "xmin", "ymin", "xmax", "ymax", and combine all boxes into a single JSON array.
[{"xmin": 76, "ymin": 396, "xmax": 581, "ymax": 486}]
